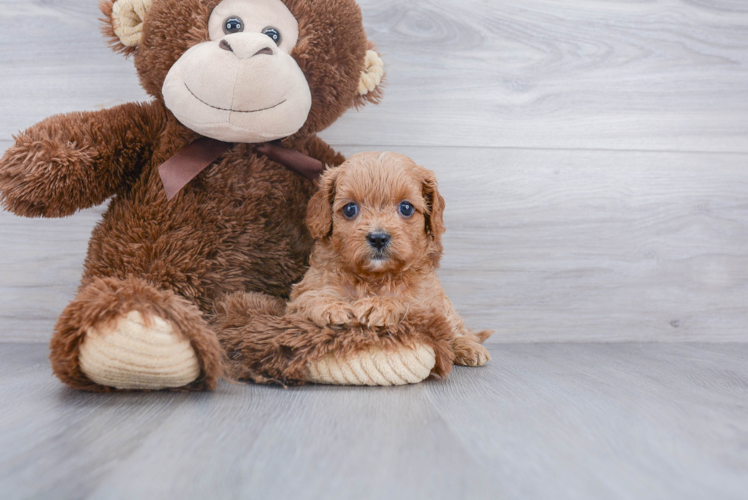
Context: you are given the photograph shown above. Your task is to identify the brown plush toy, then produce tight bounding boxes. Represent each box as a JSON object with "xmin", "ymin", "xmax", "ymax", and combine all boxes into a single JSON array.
[{"xmin": 0, "ymin": 0, "xmax": 386, "ymax": 391}]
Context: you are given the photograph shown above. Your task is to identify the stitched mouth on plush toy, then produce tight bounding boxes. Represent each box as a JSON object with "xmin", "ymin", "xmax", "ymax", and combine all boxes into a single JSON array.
[{"xmin": 185, "ymin": 83, "xmax": 286, "ymax": 113}]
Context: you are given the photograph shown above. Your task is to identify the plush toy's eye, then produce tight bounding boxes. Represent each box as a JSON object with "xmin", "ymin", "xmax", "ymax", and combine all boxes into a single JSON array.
[
  {"xmin": 224, "ymin": 17, "xmax": 244, "ymax": 34},
  {"xmin": 342, "ymin": 203, "xmax": 359, "ymax": 219},
  {"xmin": 398, "ymin": 201, "xmax": 415, "ymax": 218},
  {"xmin": 262, "ymin": 27, "xmax": 281, "ymax": 45}
]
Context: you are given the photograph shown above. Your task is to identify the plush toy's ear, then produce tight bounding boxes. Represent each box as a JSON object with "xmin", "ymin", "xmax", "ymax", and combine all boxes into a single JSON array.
[
  {"xmin": 101, "ymin": 0, "xmax": 153, "ymax": 56},
  {"xmin": 306, "ymin": 167, "xmax": 342, "ymax": 240},
  {"xmin": 354, "ymin": 44, "xmax": 385, "ymax": 107}
]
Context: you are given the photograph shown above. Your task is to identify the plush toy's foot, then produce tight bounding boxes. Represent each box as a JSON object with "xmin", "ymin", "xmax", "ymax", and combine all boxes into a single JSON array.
[
  {"xmin": 305, "ymin": 343, "xmax": 436, "ymax": 386},
  {"xmin": 50, "ymin": 277, "xmax": 223, "ymax": 391},
  {"xmin": 78, "ymin": 310, "xmax": 200, "ymax": 390}
]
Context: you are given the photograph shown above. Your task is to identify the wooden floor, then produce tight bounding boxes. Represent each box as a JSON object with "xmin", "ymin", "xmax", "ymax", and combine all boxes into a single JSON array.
[
  {"xmin": 1, "ymin": 342, "xmax": 747, "ymax": 500},
  {"xmin": 1, "ymin": 0, "xmax": 747, "ymax": 498}
]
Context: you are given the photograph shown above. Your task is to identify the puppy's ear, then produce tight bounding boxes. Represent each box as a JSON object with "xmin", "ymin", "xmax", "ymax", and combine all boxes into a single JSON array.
[
  {"xmin": 421, "ymin": 170, "xmax": 446, "ymax": 240},
  {"xmin": 306, "ymin": 167, "xmax": 341, "ymax": 240}
]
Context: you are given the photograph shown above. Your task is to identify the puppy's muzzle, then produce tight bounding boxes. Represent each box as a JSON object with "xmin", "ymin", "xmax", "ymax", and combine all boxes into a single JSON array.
[{"xmin": 366, "ymin": 231, "xmax": 390, "ymax": 251}]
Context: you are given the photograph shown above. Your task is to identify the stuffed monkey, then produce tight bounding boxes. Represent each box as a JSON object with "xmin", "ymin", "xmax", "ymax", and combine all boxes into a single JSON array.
[{"xmin": 0, "ymin": 0, "xmax": 391, "ymax": 391}]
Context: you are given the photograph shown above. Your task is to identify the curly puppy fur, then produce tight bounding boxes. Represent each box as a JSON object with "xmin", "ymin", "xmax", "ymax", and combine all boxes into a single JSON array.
[
  {"xmin": 0, "ymin": 0, "xmax": 382, "ymax": 391},
  {"xmin": 215, "ymin": 153, "xmax": 491, "ymax": 384},
  {"xmin": 295, "ymin": 152, "xmax": 492, "ymax": 365}
]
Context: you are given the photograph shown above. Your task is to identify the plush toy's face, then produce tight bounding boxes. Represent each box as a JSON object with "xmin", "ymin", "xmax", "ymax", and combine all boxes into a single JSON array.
[
  {"xmin": 103, "ymin": 0, "xmax": 384, "ymax": 143},
  {"xmin": 163, "ymin": 0, "xmax": 311, "ymax": 142}
]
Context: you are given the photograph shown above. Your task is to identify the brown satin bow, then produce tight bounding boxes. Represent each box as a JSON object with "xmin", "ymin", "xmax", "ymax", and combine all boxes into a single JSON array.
[{"xmin": 158, "ymin": 138, "xmax": 325, "ymax": 200}]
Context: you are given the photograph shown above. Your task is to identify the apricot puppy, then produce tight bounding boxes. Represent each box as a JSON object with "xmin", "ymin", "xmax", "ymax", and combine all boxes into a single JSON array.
[{"xmin": 286, "ymin": 152, "xmax": 492, "ymax": 367}]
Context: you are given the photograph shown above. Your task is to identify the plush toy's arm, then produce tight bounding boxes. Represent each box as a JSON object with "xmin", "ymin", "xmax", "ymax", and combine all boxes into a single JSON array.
[
  {"xmin": 0, "ymin": 101, "xmax": 165, "ymax": 217},
  {"xmin": 214, "ymin": 292, "xmax": 455, "ymax": 386}
]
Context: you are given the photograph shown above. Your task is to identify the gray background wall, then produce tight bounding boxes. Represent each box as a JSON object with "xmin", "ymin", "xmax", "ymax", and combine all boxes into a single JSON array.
[{"xmin": 1, "ymin": 0, "xmax": 747, "ymax": 343}]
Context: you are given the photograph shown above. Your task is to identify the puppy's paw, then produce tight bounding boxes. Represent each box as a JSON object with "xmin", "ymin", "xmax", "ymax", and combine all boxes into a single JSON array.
[
  {"xmin": 452, "ymin": 337, "xmax": 491, "ymax": 367},
  {"xmin": 352, "ymin": 298, "xmax": 405, "ymax": 328},
  {"xmin": 310, "ymin": 302, "xmax": 355, "ymax": 328}
]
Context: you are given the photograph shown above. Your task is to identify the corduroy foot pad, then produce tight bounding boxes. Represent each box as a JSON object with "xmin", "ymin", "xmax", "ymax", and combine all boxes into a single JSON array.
[
  {"xmin": 79, "ymin": 310, "xmax": 200, "ymax": 390},
  {"xmin": 304, "ymin": 343, "xmax": 436, "ymax": 386}
]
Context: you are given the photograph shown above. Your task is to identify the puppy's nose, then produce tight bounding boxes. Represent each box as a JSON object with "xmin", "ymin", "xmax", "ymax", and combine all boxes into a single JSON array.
[{"xmin": 366, "ymin": 231, "xmax": 390, "ymax": 250}]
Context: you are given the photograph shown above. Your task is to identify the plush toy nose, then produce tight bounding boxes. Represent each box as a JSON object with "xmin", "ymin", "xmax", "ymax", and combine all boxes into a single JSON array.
[{"xmin": 219, "ymin": 34, "xmax": 277, "ymax": 59}]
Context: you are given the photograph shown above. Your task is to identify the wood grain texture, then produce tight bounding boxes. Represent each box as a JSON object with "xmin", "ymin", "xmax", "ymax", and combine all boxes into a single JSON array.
[
  {"xmin": 0, "ymin": 342, "xmax": 746, "ymax": 500},
  {"xmin": 0, "ymin": 1, "xmax": 148, "ymax": 139},
  {"xmin": 328, "ymin": 0, "xmax": 748, "ymax": 151},
  {"xmin": 2, "ymin": 1, "xmax": 748, "ymax": 151}
]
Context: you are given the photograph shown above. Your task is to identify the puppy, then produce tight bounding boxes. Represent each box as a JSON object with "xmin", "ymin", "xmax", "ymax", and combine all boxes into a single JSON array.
[{"xmin": 286, "ymin": 152, "xmax": 492, "ymax": 367}]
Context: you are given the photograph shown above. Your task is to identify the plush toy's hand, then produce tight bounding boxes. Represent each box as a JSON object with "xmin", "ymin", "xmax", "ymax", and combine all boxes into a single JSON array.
[
  {"xmin": 305, "ymin": 343, "xmax": 436, "ymax": 386},
  {"xmin": 352, "ymin": 297, "xmax": 407, "ymax": 328},
  {"xmin": 0, "ymin": 102, "xmax": 163, "ymax": 217},
  {"xmin": 0, "ymin": 131, "xmax": 92, "ymax": 217}
]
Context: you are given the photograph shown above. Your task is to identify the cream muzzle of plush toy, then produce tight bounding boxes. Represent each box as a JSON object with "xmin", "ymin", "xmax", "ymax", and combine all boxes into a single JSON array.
[{"xmin": 162, "ymin": 0, "xmax": 311, "ymax": 143}]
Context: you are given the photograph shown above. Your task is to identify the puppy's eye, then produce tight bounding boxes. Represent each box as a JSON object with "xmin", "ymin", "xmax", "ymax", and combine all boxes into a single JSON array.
[
  {"xmin": 262, "ymin": 27, "xmax": 281, "ymax": 45},
  {"xmin": 224, "ymin": 17, "xmax": 244, "ymax": 34},
  {"xmin": 342, "ymin": 202, "xmax": 359, "ymax": 219},
  {"xmin": 398, "ymin": 201, "xmax": 415, "ymax": 218}
]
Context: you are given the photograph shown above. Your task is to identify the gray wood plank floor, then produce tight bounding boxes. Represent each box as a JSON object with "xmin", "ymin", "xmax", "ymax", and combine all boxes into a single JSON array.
[
  {"xmin": 1, "ymin": 342, "xmax": 747, "ymax": 500},
  {"xmin": 1, "ymin": 1, "xmax": 747, "ymax": 499}
]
